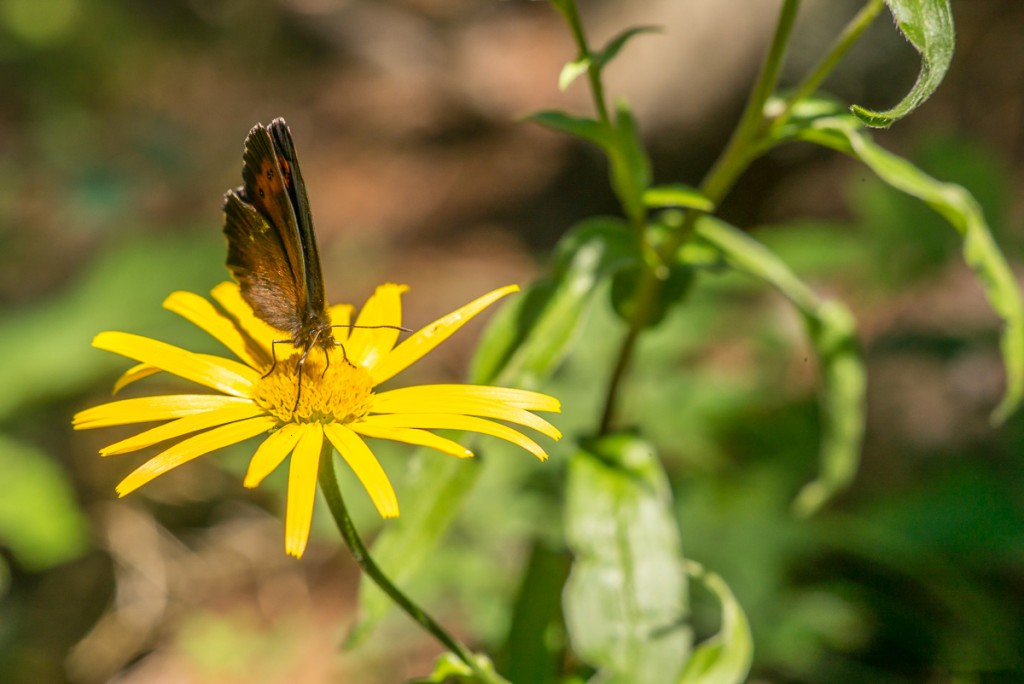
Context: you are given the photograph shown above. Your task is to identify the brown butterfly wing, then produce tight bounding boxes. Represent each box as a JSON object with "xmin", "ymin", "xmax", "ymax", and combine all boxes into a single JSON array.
[
  {"xmin": 223, "ymin": 189, "xmax": 303, "ymax": 335},
  {"xmin": 223, "ymin": 120, "xmax": 331, "ymax": 345},
  {"xmin": 266, "ymin": 119, "xmax": 328, "ymax": 317}
]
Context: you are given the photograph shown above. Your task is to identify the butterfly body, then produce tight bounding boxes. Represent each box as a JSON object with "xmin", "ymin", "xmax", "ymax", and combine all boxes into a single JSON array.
[{"xmin": 223, "ymin": 118, "xmax": 336, "ymax": 357}]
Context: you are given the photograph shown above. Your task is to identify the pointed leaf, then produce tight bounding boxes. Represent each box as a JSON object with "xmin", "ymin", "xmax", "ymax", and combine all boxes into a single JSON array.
[
  {"xmin": 559, "ymin": 57, "xmax": 591, "ymax": 91},
  {"xmin": 564, "ymin": 433, "xmax": 690, "ymax": 683},
  {"xmin": 676, "ymin": 562, "xmax": 753, "ymax": 684},
  {"xmin": 689, "ymin": 217, "xmax": 866, "ymax": 515},
  {"xmin": 785, "ymin": 115, "xmax": 1024, "ymax": 423},
  {"xmin": 595, "ymin": 26, "xmax": 661, "ymax": 69},
  {"xmin": 851, "ymin": 0, "xmax": 954, "ymax": 127},
  {"xmin": 528, "ymin": 111, "xmax": 612, "ymax": 149},
  {"xmin": 471, "ymin": 216, "xmax": 639, "ymax": 387}
]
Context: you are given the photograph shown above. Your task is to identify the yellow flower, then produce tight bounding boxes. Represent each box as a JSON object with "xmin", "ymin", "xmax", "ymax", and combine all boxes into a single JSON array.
[{"xmin": 74, "ymin": 282, "xmax": 560, "ymax": 557}]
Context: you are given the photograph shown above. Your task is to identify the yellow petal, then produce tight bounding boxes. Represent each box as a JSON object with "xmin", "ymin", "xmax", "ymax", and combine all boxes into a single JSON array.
[
  {"xmin": 94, "ymin": 332, "xmax": 258, "ymax": 398},
  {"xmin": 285, "ymin": 425, "xmax": 323, "ymax": 558},
  {"xmin": 244, "ymin": 423, "xmax": 304, "ymax": 488},
  {"xmin": 373, "ymin": 384, "xmax": 560, "ymax": 411},
  {"xmin": 115, "ymin": 416, "xmax": 276, "ymax": 496},
  {"xmin": 346, "ymin": 283, "xmax": 408, "ymax": 370},
  {"xmin": 358, "ymin": 413, "xmax": 549, "ymax": 461},
  {"xmin": 351, "ymin": 423, "xmax": 473, "ymax": 459},
  {"xmin": 74, "ymin": 394, "xmax": 254, "ymax": 429},
  {"xmin": 210, "ymin": 282, "xmax": 293, "ymax": 355},
  {"xmin": 371, "ymin": 386, "xmax": 561, "ymax": 440},
  {"xmin": 100, "ymin": 404, "xmax": 268, "ymax": 456},
  {"xmin": 328, "ymin": 303, "xmax": 355, "ymax": 344},
  {"xmin": 370, "ymin": 285, "xmax": 519, "ymax": 384},
  {"xmin": 164, "ymin": 290, "xmax": 267, "ymax": 369},
  {"xmin": 113, "ymin": 363, "xmax": 162, "ymax": 394},
  {"xmin": 323, "ymin": 423, "xmax": 399, "ymax": 518}
]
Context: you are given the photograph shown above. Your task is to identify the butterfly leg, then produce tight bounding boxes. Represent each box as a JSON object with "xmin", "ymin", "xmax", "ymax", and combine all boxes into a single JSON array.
[
  {"xmin": 264, "ymin": 339, "xmax": 290, "ymax": 379},
  {"xmin": 292, "ymin": 346, "xmax": 313, "ymax": 412}
]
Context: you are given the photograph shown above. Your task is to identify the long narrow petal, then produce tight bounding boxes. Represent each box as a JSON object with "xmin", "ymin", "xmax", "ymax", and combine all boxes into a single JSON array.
[
  {"xmin": 113, "ymin": 363, "xmax": 162, "ymax": 394},
  {"xmin": 374, "ymin": 384, "xmax": 560, "ymax": 412},
  {"xmin": 370, "ymin": 285, "xmax": 519, "ymax": 384},
  {"xmin": 371, "ymin": 389, "xmax": 561, "ymax": 440},
  {"xmin": 164, "ymin": 290, "xmax": 267, "ymax": 369},
  {"xmin": 346, "ymin": 284, "xmax": 408, "ymax": 370},
  {"xmin": 351, "ymin": 423, "xmax": 473, "ymax": 459},
  {"xmin": 100, "ymin": 404, "xmax": 268, "ymax": 456},
  {"xmin": 357, "ymin": 413, "xmax": 549, "ymax": 461},
  {"xmin": 244, "ymin": 423, "xmax": 304, "ymax": 488},
  {"xmin": 74, "ymin": 395, "xmax": 253, "ymax": 429},
  {"xmin": 323, "ymin": 423, "xmax": 399, "ymax": 518},
  {"xmin": 115, "ymin": 416, "xmax": 276, "ymax": 496},
  {"xmin": 328, "ymin": 303, "xmax": 355, "ymax": 345},
  {"xmin": 285, "ymin": 425, "xmax": 323, "ymax": 558},
  {"xmin": 94, "ymin": 332, "xmax": 258, "ymax": 397},
  {"xmin": 210, "ymin": 282, "xmax": 292, "ymax": 355}
]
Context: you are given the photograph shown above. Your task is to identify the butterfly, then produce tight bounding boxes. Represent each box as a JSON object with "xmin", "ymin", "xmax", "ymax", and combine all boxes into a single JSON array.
[{"xmin": 222, "ymin": 118, "xmax": 338, "ymax": 401}]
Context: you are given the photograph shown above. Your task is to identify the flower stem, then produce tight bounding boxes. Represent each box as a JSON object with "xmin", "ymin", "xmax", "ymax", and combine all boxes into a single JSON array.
[
  {"xmin": 597, "ymin": 0, "xmax": 803, "ymax": 434},
  {"xmin": 553, "ymin": 0, "xmax": 610, "ymax": 123},
  {"xmin": 317, "ymin": 445, "xmax": 508, "ymax": 684}
]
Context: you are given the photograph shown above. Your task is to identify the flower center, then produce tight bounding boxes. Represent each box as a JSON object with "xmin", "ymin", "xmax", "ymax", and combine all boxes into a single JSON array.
[{"xmin": 252, "ymin": 348, "xmax": 374, "ymax": 424}]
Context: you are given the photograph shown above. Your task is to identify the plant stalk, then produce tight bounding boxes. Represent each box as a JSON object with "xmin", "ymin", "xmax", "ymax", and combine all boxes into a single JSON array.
[
  {"xmin": 598, "ymin": 0, "xmax": 803, "ymax": 435},
  {"xmin": 318, "ymin": 444, "xmax": 508, "ymax": 684}
]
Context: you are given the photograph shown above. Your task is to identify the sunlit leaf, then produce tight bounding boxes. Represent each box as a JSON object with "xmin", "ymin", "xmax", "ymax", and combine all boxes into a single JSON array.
[
  {"xmin": 564, "ymin": 432, "xmax": 690, "ymax": 683},
  {"xmin": 607, "ymin": 99, "xmax": 651, "ymax": 223},
  {"xmin": 688, "ymin": 217, "xmax": 866, "ymax": 516},
  {"xmin": 782, "ymin": 113, "xmax": 1024, "ymax": 423},
  {"xmin": 472, "ymin": 216, "xmax": 639, "ymax": 387},
  {"xmin": 559, "ymin": 57, "xmax": 591, "ymax": 91},
  {"xmin": 643, "ymin": 184, "xmax": 714, "ymax": 212},
  {"xmin": 851, "ymin": 0, "xmax": 954, "ymax": 127},
  {"xmin": 676, "ymin": 561, "xmax": 753, "ymax": 684}
]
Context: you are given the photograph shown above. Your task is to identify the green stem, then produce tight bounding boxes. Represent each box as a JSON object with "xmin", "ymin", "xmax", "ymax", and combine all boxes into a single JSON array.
[
  {"xmin": 317, "ymin": 445, "xmax": 508, "ymax": 684},
  {"xmin": 553, "ymin": 0, "xmax": 610, "ymax": 123},
  {"xmin": 597, "ymin": 0, "xmax": 803, "ymax": 435},
  {"xmin": 770, "ymin": 0, "xmax": 885, "ymax": 132}
]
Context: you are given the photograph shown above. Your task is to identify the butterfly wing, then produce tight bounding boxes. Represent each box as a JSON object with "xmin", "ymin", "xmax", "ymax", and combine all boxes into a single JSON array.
[
  {"xmin": 223, "ymin": 119, "xmax": 329, "ymax": 341},
  {"xmin": 267, "ymin": 118, "xmax": 328, "ymax": 317}
]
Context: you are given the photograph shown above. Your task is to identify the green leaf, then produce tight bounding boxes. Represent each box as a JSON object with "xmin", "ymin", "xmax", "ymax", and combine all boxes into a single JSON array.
[
  {"xmin": 643, "ymin": 184, "xmax": 714, "ymax": 212},
  {"xmin": 416, "ymin": 652, "xmax": 507, "ymax": 684},
  {"xmin": 471, "ymin": 216, "xmax": 639, "ymax": 387},
  {"xmin": 851, "ymin": 0, "xmax": 954, "ymax": 127},
  {"xmin": 786, "ymin": 115, "xmax": 1024, "ymax": 423},
  {"xmin": 607, "ymin": 99, "xmax": 652, "ymax": 223},
  {"xmin": 676, "ymin": 562, "xmax": 753, "ymax": 684},
  {"xmin": 0, "ymin": 434, "xmax": 90, "ymax": 570},
  {"xmin": 358, "ymin": 219, "xmax": 638, "ymax": 640},
  {"xmin": 528, "ymin": 111, "xmax": 612, "ymax": 149},
  {"xmin": 564, "ymin": 433, "xmax": 690, "ymax": 684},
  {"xmin": 559, "ymin": 57, "xmax": 591, "ymax": 92},
  {"xmin": 528, "ymin": 104, "xmax": 650, "ymax": 224},
  {"xmin": 690, "ymin": 218, "xmax": 866, "ymax": 516},
  {"xmin": 594, "ymin": 26, "xmax": 660, "ymax": 68}
]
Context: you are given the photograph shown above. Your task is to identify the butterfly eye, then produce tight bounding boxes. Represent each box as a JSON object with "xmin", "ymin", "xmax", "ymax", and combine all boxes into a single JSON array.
[
  {"xmin": 258, "ymin": 188, "xmax": 265, "ymax": 198},
  {"xmin": 266, "ymin": 169, "xmax": 274, "ymax": 180}
]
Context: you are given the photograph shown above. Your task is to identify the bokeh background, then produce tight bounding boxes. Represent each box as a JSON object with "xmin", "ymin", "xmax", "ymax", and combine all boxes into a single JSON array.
[{"xmin": 2, "ymin": 0, "xmax": 1024, "ymax": 682}]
